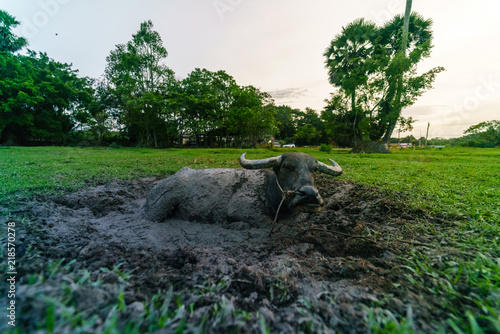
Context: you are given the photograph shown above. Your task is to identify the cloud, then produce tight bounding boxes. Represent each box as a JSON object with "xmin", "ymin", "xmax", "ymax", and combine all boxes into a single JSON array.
[
  {"xmin": 405, "ymin": 105, "xmax": 449, "ymax": 117},
  {"xmin": 268, "ymin": 87, "xmax": 308, "ymax": 100}
]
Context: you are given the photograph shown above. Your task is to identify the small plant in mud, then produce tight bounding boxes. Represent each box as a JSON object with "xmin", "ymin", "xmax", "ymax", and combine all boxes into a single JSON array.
[
  {"xmin": 295, "ymin": 298, "xmax": 333, "ymax": 334},
  {"xmin": 100, "ymin": 263, "xmax": 133, "ymax": 284},
  {"xmin": 1, "ymin": 252, "xmax": 141, "ymax": 334},
  {"xmin": 195, "ymin": 275, "xmax": 231, "ymax": 294},
  {"xmin": 267, "ymin": 276, "xmax": 294, "ymax": 305},
  {"xmin": 365, "ymin": 307, "xmax": 417, "ymax": 334},
  {"xmin": 266, "ymin": 261, "xmax": 298, "ymax": 305}
]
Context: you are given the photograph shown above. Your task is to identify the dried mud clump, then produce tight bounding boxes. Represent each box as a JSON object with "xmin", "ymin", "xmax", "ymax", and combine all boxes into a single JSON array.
[{"xmin": 4, "ymin": 175, "xmax": 448, "ymax": 333}]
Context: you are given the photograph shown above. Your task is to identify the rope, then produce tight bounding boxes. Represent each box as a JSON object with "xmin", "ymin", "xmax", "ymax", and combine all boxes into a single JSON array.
[{"xmin": 269, "ymin": 177, "xmax": 298, "ymax": 236}]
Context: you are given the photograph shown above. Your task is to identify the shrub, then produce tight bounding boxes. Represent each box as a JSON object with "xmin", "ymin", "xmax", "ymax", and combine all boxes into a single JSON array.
[
  {"xmin": 109, "ymin": 142, "xmax": 122, "ymax": 149},
  {"xmin": 319, "ymin": 143, "xmax": 332, "ymax": 152}
]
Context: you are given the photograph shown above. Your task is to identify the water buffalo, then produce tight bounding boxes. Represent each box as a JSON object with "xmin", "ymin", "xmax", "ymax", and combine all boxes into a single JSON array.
[{"xmin": 143, "ymin": 152, "xmax": 342, "ymax": 227}]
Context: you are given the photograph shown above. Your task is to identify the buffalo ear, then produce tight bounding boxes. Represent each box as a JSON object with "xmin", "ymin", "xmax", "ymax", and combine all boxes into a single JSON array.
[
  {"xmin": 317, "ymin": 159, "xmax": 342, "ymax": 176},
  {"xmin": 239, "ymin": 153, "xmax": 282, "ymax": 169}
]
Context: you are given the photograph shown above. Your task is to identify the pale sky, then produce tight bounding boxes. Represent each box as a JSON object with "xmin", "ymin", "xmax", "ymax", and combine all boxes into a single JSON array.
[{"xmin": 2, "ymin": 0, "xmax": 499, "ymax": 139}]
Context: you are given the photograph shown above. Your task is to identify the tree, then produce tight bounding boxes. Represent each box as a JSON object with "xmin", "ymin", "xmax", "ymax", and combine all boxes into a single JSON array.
[
  {"xmin": 464, "ymin": 120, "xmax": 500, "ymax": 147},
  {"xmin": 324, "ymin": 12, "xmax": 444, "ymax": 152},
  {"xmin": 177, "ymin": 69, "xmax": 275, "ymax": 148},
  {"xmin": 105, "ymin": 20, "xmax": 176, "ymax": 147},
  {"xmin": 380, "ymin": 0, "xmax": 412, "ymax": 144},
  {"xmin": 294, "ymin": 108, "xmax": 325, "ymax": 146},
  {"xmin": 0, "ymin": 51, "xmax": 90, "ymax": 145},
  {"xmin": 0, "ymin": 52, "xmax": 90, "ymax": 145},
  {"xmin": 1, "ymin": 11, "xmax": 92, "ymax": 145},
  {"xmin": 0, "ymin": 11, "xmax": 27, "ymax": 53},
  {"xmin": 228, "ymin": 85, "xmax": 275, "ymax": 147},
  {"xmin": 273, "ymin": 105, "xmax": 299, "ymax": 142},
  {"xmin": 75, "ymin": 78, "xmax": 116, "ymax": 145},
  {"xmin": 324, "ymin": 18, "xmax": 378, "ymax": 147},
  {"xmin": 179, "ymin": 68, "xmax": 239, "ymax": 147},
  {"xmin": 321, "ymin": 92, "xmax": 357, "ymax": 147}
]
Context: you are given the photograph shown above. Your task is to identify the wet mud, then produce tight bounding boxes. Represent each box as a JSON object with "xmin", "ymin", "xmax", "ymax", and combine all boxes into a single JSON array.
[{"xmin": 3, "ymin": 175, "xmax": 450, "ymax": 333}]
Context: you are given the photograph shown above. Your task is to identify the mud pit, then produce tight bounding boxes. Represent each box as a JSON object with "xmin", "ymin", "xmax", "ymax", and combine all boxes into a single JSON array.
[{"xmin": 8, "ymin": 175, "xmax": 447, "ymax": 333}]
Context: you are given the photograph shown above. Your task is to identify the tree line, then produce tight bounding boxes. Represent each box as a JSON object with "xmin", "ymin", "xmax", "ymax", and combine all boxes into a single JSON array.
[
  {"xmin": 426, "ymin": 121, "xmax": 500, "ymax": 148},
  {"xmin": 5, "ymin": 9, "xmax": 495, "ymax": 150},
  {"xmin": 0, "ymin": 13, "xmax": 325, "ymax": 148},
  {"xmin": 1, "ymin": 11, "xmax": 88, "ymax": 146}
]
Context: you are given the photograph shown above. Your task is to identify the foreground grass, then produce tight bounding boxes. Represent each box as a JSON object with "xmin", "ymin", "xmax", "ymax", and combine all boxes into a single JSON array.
[{"xmin": 1, "ymin": 145, "xmax": 499, "ymax": 332}]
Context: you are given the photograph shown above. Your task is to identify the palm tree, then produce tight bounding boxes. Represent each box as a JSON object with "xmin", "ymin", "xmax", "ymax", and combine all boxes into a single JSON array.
[
  {"xmin": 323, "ymin": 2, "xmax": 442, "ymax": 152},
  {"xmin": 324, "ymin": 18, "xmax": 378, "ymax": 144}
]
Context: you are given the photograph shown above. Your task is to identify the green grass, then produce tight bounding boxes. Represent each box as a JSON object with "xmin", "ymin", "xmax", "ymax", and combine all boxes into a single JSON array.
[
  {"xmin": 2, "ymin": 146, "xmax": 498, "ymax": 223},
  {"xmin": 0, "ymin": 146, "xmax": 246, "ymax": 199},
  {"xmin": 336, "ymin": 147, "xmax": 500, "ymax": 222},
  {"xmin": 1, "ymin": 145, "xmax": 499, "ymax": 332}
]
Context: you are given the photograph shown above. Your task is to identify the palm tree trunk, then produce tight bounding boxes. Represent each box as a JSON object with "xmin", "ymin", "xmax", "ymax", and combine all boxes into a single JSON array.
[
  {"xmin": 401, "ymin": 0, "xmax": 412, "ymax": 53},
  {"xmin": 383, "ymin": 0, "xmax": 412, "ymax": 143},
  {"xmin": 352, "ymin": 89, "xmax": 357, "ymax": 145}
]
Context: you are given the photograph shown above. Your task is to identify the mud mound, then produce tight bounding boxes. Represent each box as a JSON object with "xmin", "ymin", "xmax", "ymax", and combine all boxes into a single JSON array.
[{"xmin": 7, "ymin": 176, "xmax": 443, "ymax": 333}]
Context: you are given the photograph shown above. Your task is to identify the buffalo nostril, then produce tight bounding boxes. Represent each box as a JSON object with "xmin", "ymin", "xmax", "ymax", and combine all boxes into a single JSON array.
[
  {"xmin": 295, "ymin": 186, "xmax": 323, "ymax": 205},
  {"xmin": 298, "ymin": 186, "xmax": 318, "ymax": 197}
]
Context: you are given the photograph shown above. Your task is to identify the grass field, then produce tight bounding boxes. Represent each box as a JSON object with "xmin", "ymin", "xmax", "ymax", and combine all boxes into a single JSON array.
[
  {"xmin": 1, "ymin": 146, "xmax": 499, "ymax": 332},
  {"xmin": 2, "ymin": 146, "xmax": 498, "ymax": 221}
]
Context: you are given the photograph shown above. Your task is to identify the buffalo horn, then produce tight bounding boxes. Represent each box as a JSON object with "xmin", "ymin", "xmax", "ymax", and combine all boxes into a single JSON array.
[
  {"xmin": 317, "ymin": 158, "xmax": 343, "ymax": 176},
  {"xmin": 239, "ymin": 153, "xmax": 282, "ymax": 169}
]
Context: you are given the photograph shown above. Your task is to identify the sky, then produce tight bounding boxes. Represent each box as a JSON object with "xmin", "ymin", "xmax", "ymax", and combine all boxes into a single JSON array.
[{"xmin": 1, "ymin": 0, "xmax": 499, "ymax": 139}]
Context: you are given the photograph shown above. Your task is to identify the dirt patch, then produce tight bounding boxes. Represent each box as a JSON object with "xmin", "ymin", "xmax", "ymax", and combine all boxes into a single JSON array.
[{"xmin": 4, "ymin": 175, "xmax": 449, "ymax": 333}]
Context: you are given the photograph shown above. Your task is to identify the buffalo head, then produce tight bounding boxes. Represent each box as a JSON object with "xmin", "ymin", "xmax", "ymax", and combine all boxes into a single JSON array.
[{"xmin": 239, "ymin": 152, "xmax": 342, "ymax": 216}]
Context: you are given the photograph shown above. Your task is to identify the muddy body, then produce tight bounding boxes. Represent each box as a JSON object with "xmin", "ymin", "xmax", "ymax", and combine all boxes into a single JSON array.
[{"xmin": 143, "ymin": 167, "xmax": 274, "ymax": 226}]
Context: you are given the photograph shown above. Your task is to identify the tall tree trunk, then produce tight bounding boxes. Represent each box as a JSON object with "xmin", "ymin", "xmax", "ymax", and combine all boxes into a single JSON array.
[
  {"xmin": 351, "ymin": 89, "xmax": 358, "ymax": 145},
  {"xmin": 383, "ymin": 0, "xmax": 412, "ymax": 143},
  {"xmin": 401, "ymin": 0, "xmax": 412, "ymax": 52}
]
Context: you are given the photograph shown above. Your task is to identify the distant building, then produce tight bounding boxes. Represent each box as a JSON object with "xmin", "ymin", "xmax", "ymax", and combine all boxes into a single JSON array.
[{"xmin": 389, "ymin": 143, "xmax": 413, "ymax": 148}]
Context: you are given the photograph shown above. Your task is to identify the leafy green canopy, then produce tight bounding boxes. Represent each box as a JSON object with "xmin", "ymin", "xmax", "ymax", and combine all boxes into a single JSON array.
[
  {"xmin": 0, "ymin": 10, "xmax": 90, "ymax": 145},
  {"xmin": 177, "ymin": 68, "xmax": 275, "ymax": 147},
  {"xmin": 463, "ymin": 120, "xmax": 500, "ymax": 147},
  {"xmin": 105, "ymin": 20, "xmax": 177, "ymax": 147},
  {"xmin": 103, "ymin": 20, "xmax": 278, "ymax": 148},
  {"xmin": 0, "ymin": 10, "xmax": 27, "ymax": 53},
  {"xmin": 323, "ymin": 13, "xmax": 444, "ymax": 150}
]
